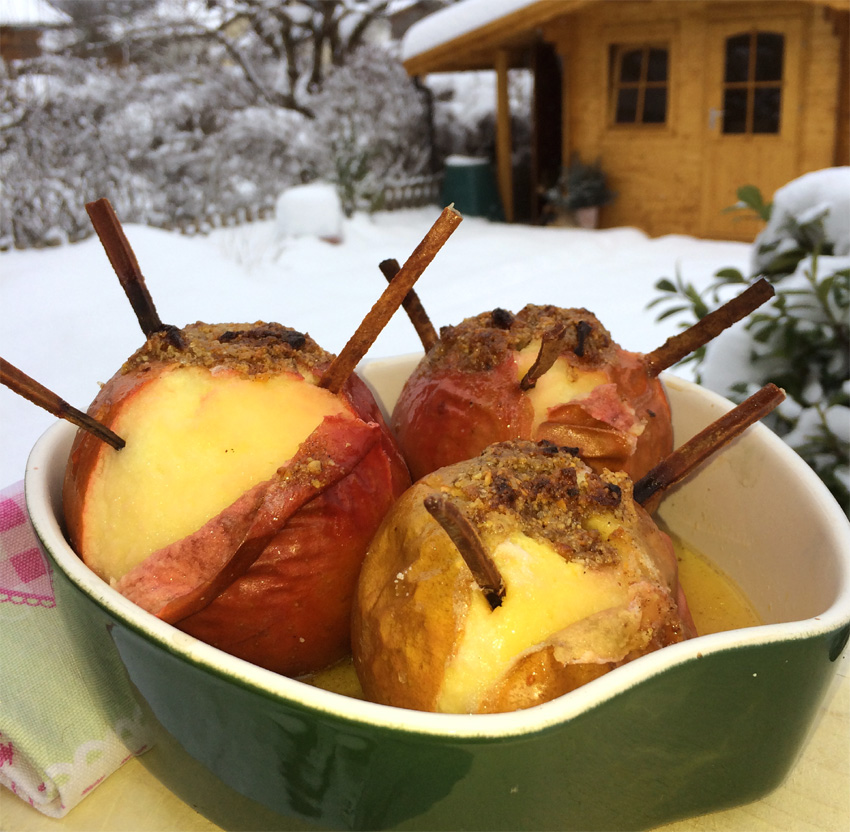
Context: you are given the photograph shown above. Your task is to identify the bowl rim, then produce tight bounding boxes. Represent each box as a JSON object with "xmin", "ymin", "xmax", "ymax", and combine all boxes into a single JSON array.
[{"xmin": 25, "ymin": 366, "xmax": 850, "ymax": 740}]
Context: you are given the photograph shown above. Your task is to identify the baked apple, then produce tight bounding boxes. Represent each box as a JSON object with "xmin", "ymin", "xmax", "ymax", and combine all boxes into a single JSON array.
[
  {"xmin": 392, "ymin": 280, "xmax": 773, "ymax": 482},
  {"xmin": 392, "ymin": 304, "xmax": 672, "ymax": 481},
  {"xmin": 63, "ymin": 321, "xmax": 411, "ymax": 677},
  {"xmin": 351, "ymin": 439, "xmax": 697, "ymax": 714}
]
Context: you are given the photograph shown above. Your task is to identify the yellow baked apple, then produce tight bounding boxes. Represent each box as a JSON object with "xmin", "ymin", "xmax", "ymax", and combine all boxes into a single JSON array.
[{"xmin": 352, "ymin": 439, "xmax": 695, "ymax": 713}]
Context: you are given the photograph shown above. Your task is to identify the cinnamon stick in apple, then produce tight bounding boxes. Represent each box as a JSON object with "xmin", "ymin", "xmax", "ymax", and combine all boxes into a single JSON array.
[
  {"xmin": 320, "ymin": 205, "xmax": 462, "ymax": 394},
  {"xmin": 379, "ymin": 258, "xmax": 439, "ymax": 352},
  {"xmin": 424, "ymin": 494, "xmax": 505, "ymax": 610},
  {"xmin": 643, "ymin": 278, "xmax": 774, "ymax": 377},
  {"xmin": 85, "ymin": 198, "xmax": 183, "ymax": 347},
  {"xmin": 1, "ymin": 357, "xmax": 125, "ymax": 450},
  {"xmin": 633, "ymin": 383, "xmax": 785, "ymax": 510}
]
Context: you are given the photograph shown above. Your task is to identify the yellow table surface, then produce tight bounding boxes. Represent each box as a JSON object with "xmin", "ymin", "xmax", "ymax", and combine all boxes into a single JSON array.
[{"xmin": 2, "ymin": 657, "xmax": 847, "ymax": 832}]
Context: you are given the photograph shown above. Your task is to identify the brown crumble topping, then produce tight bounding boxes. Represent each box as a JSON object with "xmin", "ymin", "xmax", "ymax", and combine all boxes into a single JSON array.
[
  {"xmin": 427, "ymin": 304, "xmax": 618, "ymax": 374},
  {"xmin": 437, "ymin": 439, "xmax": 632, "ymax": 565},
  {"xmin": 121, "ymin": 321, "xmax": 331, "ymax": 379}
]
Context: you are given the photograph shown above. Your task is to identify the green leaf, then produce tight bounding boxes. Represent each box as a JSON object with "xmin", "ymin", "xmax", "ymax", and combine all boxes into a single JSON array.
[
  {"xmin": 714, "ymin": 268, "xmax": 746, "ymax": 282},
  {"xmin": 654, "ymin": 278, "xmax": 678, "ymax": 293},
  {"xmin": 735, "ymin": 184, "xmax": 772, "ymax": 221},
  {"xmin": 656, "ymin": 305, "xmax": 690, "ymax": 321}
]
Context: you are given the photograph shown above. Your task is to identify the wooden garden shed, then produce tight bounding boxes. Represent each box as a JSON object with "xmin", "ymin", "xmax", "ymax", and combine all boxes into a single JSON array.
[{"xmin": 402, "ymin": 0, "xmax": 850, "ymax": 240}]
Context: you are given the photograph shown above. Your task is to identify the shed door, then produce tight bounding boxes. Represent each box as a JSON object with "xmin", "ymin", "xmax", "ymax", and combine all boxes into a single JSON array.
[{"xmin": 701, "ymin": 18, "xmax": 803, "ymax": 240}]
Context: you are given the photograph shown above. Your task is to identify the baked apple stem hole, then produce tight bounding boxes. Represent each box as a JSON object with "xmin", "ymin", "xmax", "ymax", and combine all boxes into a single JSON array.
[
  {"xmin": 424, "ymin": 494, "xmax": 506, "ymax": 610},
  {"xmin": 0, "ymin": 357, "xmax": 125, "ymax": 450}
]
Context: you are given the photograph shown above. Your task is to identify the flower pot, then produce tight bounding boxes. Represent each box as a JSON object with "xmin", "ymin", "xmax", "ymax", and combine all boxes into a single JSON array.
[{"xmin": 574, "ymin": 205, "xmax": 600, "ymax": 229}]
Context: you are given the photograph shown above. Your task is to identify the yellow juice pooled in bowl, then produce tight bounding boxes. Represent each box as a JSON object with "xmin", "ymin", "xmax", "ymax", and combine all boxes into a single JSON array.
[{"xmin": 672, "ymin": 536, "xmax": 762, "ymax": 635}]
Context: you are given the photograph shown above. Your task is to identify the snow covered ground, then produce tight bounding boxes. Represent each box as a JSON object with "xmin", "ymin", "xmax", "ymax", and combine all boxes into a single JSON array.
[{"xmin": 0, "ymin": 208, "xmax": 751, "ymax": 487}]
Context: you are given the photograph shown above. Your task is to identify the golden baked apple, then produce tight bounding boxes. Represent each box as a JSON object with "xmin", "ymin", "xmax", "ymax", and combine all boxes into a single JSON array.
[
  {"xmin": 63, "ymin": 321, "xmax": 410, "ymax": 677},
  {"xmin": 351, "ymin": 439, "xmax": 696, "ymax": 713}
]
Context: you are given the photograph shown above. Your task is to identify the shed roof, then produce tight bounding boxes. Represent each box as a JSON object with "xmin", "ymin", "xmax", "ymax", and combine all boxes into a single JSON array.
[{"xmin": 401, "ymin": 0, "xmax": 849, "ymax": 75}]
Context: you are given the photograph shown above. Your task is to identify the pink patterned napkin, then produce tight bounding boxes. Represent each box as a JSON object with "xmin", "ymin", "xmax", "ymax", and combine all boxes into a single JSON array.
[{"xmin": 0, "ymin": 480, "xmax": 151, "ymax": 817}]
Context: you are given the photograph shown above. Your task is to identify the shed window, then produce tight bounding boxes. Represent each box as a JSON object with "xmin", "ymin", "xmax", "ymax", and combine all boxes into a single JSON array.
[
  {"xmin": 610, "ymin": 44, "xmax": 669, "ymax": 125},
  {"xmin": 722, "ymin": 32, "xmax": 784, "ymax": 134}
]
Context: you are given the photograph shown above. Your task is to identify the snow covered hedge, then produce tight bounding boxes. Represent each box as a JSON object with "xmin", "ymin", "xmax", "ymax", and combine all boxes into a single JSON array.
[{"xmin": 651, "ymin": 168, "xmax": 850, "ymax": 513}]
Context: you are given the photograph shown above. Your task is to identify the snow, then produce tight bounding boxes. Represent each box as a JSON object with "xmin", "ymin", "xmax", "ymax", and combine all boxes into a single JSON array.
[
  {"xmin": 0, "ymin": 209, "xmax": 750, "ymax": 487},
  {"xmin": 704, "ymin": 167, "xmax": 850, "ymax": 400},
  {"xmin": 401, "ymin": 0, "xmax": 539, "ymax": 61},
  {"xmin": 751, "ymin": 167, "xmax": 850, "ymax": 274},
  {"xmin": 0, "ymin": 0, "xmax": 69, "ymax": 26},
  {"xmin": 275, "ymin": 183, "xmax": 344, "ymax": 243}
]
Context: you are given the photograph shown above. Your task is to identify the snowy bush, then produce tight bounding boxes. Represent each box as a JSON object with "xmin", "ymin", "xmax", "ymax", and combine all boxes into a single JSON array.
[
  {"xmin": 650, "ymin": 169, "xmax": 850, "ymax": 513},
  {"xmin": 306, "ymin": 45, "xmax": 431, "ymax": 216},
  {"xmin": 0, "ymin": 30, "xmax": 430, "ymax": 246},
  {"xmin": 426, "ymin": 70, "xmax": 532, "ymax": 165}
]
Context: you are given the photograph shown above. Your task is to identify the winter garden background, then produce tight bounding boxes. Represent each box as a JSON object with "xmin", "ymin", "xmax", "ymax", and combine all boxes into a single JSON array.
[{"xmin": 0, "ymin": 0, "xmax": 847, "ymax": 512}]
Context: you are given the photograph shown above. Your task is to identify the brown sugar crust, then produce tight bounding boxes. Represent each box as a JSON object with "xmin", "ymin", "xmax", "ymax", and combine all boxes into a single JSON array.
[
  {"xmin": 122, "ymin": 322, "xmax": 331, "ymax": 379},
  {"xmin": 431, "ymin": 439, "xmax": 631, "ymax": 566},
  {"xmin": 427, "ymin": 304, "xmax": 618, "ymax": 374}
]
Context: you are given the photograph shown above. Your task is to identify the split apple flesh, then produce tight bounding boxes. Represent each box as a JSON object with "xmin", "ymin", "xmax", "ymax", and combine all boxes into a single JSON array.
[
  {"xmin": 352, "ymin": 439, "xmax": 696, "ymax": 714},
  {"xmin": 392, "ymin": 305, "xmax": 672, "ymax": 482},
  {"xmin": 63, "ymin": 321, "xmax": 411, "ymax": 677}
]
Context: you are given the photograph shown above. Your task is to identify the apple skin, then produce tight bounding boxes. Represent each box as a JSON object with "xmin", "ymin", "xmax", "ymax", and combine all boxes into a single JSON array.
[
  {"xmin": 392, "ymin": 305, "xmax": 672, "ymax": 482},
  {"xmin": 352, "ymin": 439, "xmax": 695, "ymax": 713},
  {"xmin": 63, "ymin": 322, "xmax": 410, "ymax": 677}
]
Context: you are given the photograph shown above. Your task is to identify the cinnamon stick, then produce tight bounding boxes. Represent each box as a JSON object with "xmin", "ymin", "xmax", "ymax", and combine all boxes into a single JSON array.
[
  {"xmin": 379, "ymin": 258, "xmax": 439, "ymax": 352},
  {"xmin": 633, "ymin": 383, "xmax": 785, "ymax": 510},
  {"xmin": 320, "ymin": 205, "xmax": 462, "ymax": 393},
  {"xmin": 424, "ymin": 494, "xmax": 505, "ymax": 610},
  {"xmin": 85, "ymin": 198, "xmax": 170, "ymax": 341},
  {"xmin": 1, "ymin": 357, "xmax": 125, "ymax": 450},
  {"xmin": 643, "ymin": 278, "xmax": 774, "ymax": 377},
  {"xmin": 520, "ymin": 322, "xmax": 567, "ymax": 390}
]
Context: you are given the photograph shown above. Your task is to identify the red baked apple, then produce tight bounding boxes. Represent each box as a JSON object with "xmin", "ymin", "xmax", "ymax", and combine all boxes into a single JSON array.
[
  {"xmin": 392, "ymin": 304, "xmax": 672, "ymax": 482},
  {"xmin": 63, "ymin": 321, "xmax": 410, "ymax": 677}
]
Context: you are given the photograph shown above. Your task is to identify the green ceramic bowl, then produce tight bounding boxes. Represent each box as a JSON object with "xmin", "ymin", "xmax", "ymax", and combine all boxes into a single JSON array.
[{"xmin": 25, "ymin": 355, "xmax": 850, "ymax": 831}]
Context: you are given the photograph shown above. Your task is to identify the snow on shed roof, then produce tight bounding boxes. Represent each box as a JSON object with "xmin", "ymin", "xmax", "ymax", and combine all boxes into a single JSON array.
[
  {"xmin": 400, "ymin": 0, "xmax": 581, "ymax": 74},
  {"xmin": 401, "ymin": 0, "xmax": 540, "ymax": 62},
  {"xmin": 0, "ymin": 0, "xmax": 70, "ymax": 26}
]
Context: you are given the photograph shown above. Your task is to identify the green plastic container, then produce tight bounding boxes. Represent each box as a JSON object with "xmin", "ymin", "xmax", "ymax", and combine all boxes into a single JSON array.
[{"xmin": 441, "ymin": 156, "xmax": 504, "ymax": 220}]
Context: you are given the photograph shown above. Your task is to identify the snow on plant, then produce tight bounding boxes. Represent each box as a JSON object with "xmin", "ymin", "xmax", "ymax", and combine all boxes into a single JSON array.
[
  {"xmin": 649, "ymin": 169, "xmax": 850, "ymax": 512},
  {"xmin": 1, "ymin": 24, "xmax": 430, "ymax": 246},
  {"xmin": 307, "ymin": 44, "xmax": 431, "ymax": 216},
  {"xmin": 425, "ymin": 69, "xmax": 532, "ymax": 162}
]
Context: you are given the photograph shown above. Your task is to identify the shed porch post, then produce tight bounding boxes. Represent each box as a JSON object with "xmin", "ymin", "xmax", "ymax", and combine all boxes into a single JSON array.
[{"xmin": 495, "ymin": 49, "xmax": 514, "ymax": 222}]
